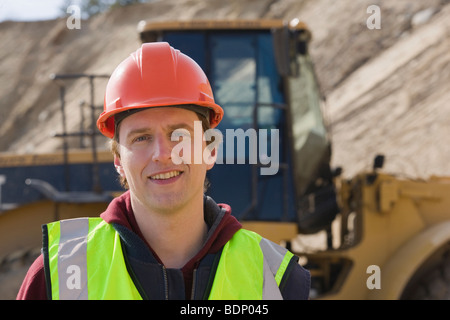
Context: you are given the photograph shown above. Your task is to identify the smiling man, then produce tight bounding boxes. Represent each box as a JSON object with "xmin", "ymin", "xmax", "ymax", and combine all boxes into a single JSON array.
[
  {"xmin": 113, "ymin": 107, "xmax": 214, "ymax": 269},
  {"xmin": 17, "ymin": 42, "xmax": 310, "ymax": 300}
]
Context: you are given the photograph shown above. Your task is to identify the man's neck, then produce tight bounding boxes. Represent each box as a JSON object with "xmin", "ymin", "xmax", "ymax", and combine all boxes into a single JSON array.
[{"xmin": 131, "ymin": 195, "xmax": 207, "ymax": 269}]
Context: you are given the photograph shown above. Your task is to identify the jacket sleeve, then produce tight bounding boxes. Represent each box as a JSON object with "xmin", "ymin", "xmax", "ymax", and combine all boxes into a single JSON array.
[
  {"xmin": 16, "ymin": 254, "xmax": 48, "ymax": 300},
  {"xmin": 279, "ymin": 256, "xmax": 311, "ymax": 300}
]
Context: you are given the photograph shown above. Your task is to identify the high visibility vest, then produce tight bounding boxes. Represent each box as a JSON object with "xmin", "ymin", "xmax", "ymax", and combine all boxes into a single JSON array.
[{"xmin": 43, "ymin": 217, "xmax": 294, "ymax": 300}]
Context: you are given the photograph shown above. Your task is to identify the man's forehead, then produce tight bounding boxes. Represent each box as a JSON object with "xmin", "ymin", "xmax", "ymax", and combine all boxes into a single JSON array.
[
  {"xmin": 121, "ymin": 109, "xmax": 198, "ymax": 130},
  {"xmin": 114, "ymin": 105, "xmax": 209, "ymax": 128}
]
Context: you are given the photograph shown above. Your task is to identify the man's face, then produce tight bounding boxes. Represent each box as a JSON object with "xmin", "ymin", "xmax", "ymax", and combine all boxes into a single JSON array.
[{"xmin": 115, "ymin": 107, "xmax": 215, "ymax": 213}]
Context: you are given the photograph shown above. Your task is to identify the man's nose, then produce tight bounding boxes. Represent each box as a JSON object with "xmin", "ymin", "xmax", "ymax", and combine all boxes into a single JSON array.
[{"xmin": 152, "ymin": 135, "xmax": 172, "ymax": 163}]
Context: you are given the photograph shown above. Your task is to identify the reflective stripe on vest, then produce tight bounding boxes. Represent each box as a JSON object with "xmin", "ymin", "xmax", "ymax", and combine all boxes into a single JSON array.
[{"xmin": 44, "ymin": 217, "xmax": 293, "ymax": 300}]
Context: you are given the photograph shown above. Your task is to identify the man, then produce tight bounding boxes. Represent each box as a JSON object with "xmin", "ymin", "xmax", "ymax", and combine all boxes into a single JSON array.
[{"xmin": 17, "ymin": 42, "xmax": 310, "ymax": 300}]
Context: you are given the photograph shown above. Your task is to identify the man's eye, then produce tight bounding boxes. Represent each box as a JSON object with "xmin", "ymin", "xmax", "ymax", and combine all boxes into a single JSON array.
[{"xmin": 134, "ymin": 135, "xmax": 150, "ymax": 142}]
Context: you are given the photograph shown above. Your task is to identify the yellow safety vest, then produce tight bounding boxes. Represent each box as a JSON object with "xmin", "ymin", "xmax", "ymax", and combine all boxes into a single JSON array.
[{"xmin": 43, "ymin": 217, "xmax": 293, "ymax": 300}]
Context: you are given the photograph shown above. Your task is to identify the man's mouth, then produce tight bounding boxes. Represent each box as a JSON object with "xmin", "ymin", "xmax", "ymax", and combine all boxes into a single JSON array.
[{"xmin": 149, "ymin": 170, "xmax": 183, "ymax": 180}]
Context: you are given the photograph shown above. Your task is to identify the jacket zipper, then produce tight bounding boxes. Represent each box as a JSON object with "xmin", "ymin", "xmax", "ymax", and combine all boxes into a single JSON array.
[
  {"xmin": 162, "ymin": 265, "xmax": 169, "ymax": 300},
  {"xmin": 190, "ymin": 268, "xmax": 198, "ymax": 300}
]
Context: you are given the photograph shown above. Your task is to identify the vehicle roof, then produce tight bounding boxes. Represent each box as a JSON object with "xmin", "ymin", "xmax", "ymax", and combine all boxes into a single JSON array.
[{"xmin": 137, "ymin": 18, "xmax": 310, "ymax": 33}]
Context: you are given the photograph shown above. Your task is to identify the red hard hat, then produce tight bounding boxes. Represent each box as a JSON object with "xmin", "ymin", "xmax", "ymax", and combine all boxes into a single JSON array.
[{"xmin": 97, "ymin": 42, "xmax": 224, "ymax": 138}]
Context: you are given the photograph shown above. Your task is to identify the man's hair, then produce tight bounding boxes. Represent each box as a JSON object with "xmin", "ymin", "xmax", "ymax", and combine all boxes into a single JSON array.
[{"xmin": 110, "ymin": 106, "xmax": 212, "ymax": 192}]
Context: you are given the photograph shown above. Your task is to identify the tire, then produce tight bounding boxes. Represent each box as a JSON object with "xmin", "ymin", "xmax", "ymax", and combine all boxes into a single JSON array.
[{"xmin": 403, "ymin": 253, "xmax": 450, "ymax": 300}]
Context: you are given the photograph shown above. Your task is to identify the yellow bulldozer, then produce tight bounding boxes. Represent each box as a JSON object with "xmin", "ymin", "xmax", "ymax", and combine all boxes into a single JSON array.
[{"xmin": 1, "ymin": 18, "xmax": 449, "ymax": 300}]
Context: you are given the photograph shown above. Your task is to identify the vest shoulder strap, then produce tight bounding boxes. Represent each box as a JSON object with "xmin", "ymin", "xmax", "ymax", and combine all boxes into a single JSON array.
[{"xmin": 208, "ymin": 228, "xmax": 294, "ymax": 300}]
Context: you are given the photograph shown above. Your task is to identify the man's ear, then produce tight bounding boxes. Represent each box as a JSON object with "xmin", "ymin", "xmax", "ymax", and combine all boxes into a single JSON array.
[
  {"xmin": 204, "ymin": 129, "xmax": 222, "ymax": 170},
  {"xmin": 205, "ymin": 146, "xmax": 217, "ymax": 171},
  {"xmin": 114, "ymin": 155, "xmax": 125, "ymax": 177}
]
